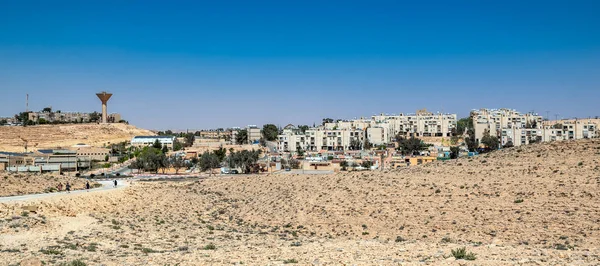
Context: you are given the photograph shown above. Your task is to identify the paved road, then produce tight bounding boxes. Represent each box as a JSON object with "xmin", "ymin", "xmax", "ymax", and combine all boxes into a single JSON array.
[{"xmin": 0, "ymin": 180, "xmax": 129, "ymax": 203}]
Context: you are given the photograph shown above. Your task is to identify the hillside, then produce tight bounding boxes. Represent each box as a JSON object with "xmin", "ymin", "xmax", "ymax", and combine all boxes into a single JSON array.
[
  {"xmin": 0, "ymin": 123, "xmax": 154, "ymax": 152},
  {"xmin": 1, "ymin": 139, "xmax": 599, "ymax": 265}
]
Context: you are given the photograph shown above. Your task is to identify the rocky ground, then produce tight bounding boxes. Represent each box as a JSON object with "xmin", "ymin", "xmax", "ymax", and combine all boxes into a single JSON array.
[
  {"xmin": 0, "ymin": 173, "xmax": 98, "ymax": 197},
  {"xmin": 0, "ymin": 139, "xmax": 599, "ymax": 265},
  {"xmin": 0, "ymin": 123, "xmax": 154, "ymax": 152}
]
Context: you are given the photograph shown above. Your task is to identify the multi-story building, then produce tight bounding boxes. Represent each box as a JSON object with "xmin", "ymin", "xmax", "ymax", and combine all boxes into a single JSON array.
[
  {"xmin": 371, "ymin": 109, "xmax": 457, "ymax": 140},
  {"xmin": 247, "ymin": 125, "xmax": 261, "ymax": 144},
  {"xmin": 278, "ymin": 126, "xmax": 365, "ymax": 152},
  {"xmin": 471, "ymin": 108, "xmax": 543, "ymax": 144},
  {"xmin": 277, "ymin": 109, "xmax": 456, "ymax": 152},
  {"xmin": 474, "ymin": 109, "xmax": 598, "ymax": 147}
]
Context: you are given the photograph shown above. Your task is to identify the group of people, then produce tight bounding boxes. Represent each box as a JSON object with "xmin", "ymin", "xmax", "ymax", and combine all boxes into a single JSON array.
[
  {"xmin": 56, "ymin": 182, "xmax": 71, "ymax": 193},
  {"xmin": 55, "ymin": 180, "xmax": 118, "ymax": 193}
]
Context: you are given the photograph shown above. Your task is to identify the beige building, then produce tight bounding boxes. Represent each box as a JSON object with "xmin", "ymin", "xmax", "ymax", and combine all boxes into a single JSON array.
[
  {"xmin": 472, "ymin": 108, "xmax": 543, "ymax": 144},
  {"xmin": 75, "ymin": 147, "xmax": 111, "ymax": 161},
  {"xmin": 27, "ymin": 110, "xmax": 122, "ymax": 123},
  {"xmin": 247, "ymin": 125, "xmax": 261, "ymax": 144},
  {"xmin": 475, "ymin": 109, "xmax": 598, "ymax": 147},
  {"xmin": 371, "ymin": 109, "xmax": 457, "ymax": 140},
  {"xmin": 277, "ymin": 109, "xmax": 456, "ymax": 152},
  {"xmin": 278, "ymin": 126, "xmax": 365, "ymax": 152}
]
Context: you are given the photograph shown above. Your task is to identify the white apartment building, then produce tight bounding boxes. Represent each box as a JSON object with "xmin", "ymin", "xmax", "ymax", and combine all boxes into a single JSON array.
[
  {"xmin": 278, "ymin": 125, "xmax": 365, "ymax": 152},
  {"xmin": 471, "ymin": 108, "xmax": 543, "ymax": 144},
  {"xmin": 474, "ymin": 109, "xmax": 598, "ymax": 147},
  {"xmin": 277, "ymin": 109, "xmax": 456, "ymax": 152},
  {"xmin": 371, "ymin": 109, "xmax": 457, "ymax": 141}
]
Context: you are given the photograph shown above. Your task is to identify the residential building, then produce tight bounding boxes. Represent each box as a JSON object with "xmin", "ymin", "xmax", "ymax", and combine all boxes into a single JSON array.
[
  {"xmin": 247, "ymin": 125, "xmax": 261, "ymax": 144},
  {"xmin": 474, "ymin": 109, "xmax": 598, "ymax": 147},
  {"xmin": 471, "ymin": 108, "xmax": 543, "ymax": 144},
  {"xmin": 26, "ymin": 110, "xmax": 122, "ymax": 123}
]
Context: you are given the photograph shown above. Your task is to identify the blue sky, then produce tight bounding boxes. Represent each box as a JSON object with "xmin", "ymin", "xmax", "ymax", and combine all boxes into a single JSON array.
[{"xmin": 1, "ymin": 0, "xmax": 599, "ymax": 130}]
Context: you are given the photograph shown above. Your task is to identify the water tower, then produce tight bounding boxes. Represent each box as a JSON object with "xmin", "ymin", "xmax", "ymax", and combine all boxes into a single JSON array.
[{"xmin": 96, "ymin": 91, "xmax": 113, "ymax": 123}]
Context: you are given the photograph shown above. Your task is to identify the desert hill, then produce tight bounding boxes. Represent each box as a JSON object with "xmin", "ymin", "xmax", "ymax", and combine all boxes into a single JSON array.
[
  {"xmin": 0, "ymin": 123, "xmax": 154, "ymax": 152},
  {"xmin": 1, "ymin": 139, "xmax": 599, "ymax": 265}
]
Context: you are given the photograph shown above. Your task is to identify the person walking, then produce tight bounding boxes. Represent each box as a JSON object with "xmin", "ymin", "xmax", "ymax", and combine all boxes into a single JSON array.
[
  {"xmin": 86, "ymin": 181, "xmax": 90, "ymax": 191},
  {"xmin": 65, "ymin": 182, "xmax": 71, "ymax": 193},
  {"xmin": 113, "ymin": 179, "xmax": 118, "ymax": 188},
  {"xmin": 57, "ymin": 182, "xmax": 63, "ymax": 192}
]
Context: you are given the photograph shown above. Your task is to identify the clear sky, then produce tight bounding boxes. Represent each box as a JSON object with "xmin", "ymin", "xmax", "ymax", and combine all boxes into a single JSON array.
[{"xmin": 1, "ymin": 0, "xmax": 599, "ymax": 130}]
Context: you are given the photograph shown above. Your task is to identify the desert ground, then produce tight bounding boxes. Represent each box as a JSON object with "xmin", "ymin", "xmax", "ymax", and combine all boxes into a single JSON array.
[
  {"xmin": 1, "ymin": 139, "xmax": 599, "ymax": 265},
  {"xmin": 0, "ymin": 173, "xmax": 98, "ymax": 197},
  {"xmin": 0, "ymin": 123, "xmax": 154, "ymax": 152}
]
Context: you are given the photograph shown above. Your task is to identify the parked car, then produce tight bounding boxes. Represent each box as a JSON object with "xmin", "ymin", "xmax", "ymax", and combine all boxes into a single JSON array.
[{"xmin": 230, "ymin": 169, "xmax": 239, "ymax": 174}]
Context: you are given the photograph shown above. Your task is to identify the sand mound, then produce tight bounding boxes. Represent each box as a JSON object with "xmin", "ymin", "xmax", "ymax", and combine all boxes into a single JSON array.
[
  {"xmin": 0, "ymin": 139, "xmax": 599, "ymax": 265},
  {"xmin": 0, "ymin": 173, "xmax": 98, "ymax": 196},
  {"xmin": 0, "ymin": 123, "xmax": 154, "ymax": 152}
]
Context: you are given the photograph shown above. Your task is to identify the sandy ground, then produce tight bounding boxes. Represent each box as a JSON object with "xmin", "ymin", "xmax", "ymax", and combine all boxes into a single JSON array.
[
  {"xmin": 0, "ymin": 123, "xmax": 154, "ymax": 152},
  {"xmin": 0, "ymin": 139, "xmax": 599, "ymax": 265},
  {"xmin": 0, "ymin": 173, "xmax": 99, "ymax": 197}
]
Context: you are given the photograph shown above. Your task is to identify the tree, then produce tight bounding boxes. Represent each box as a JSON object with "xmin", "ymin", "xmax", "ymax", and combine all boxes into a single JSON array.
[
  {"xmin": 553, "ymin": 123, "xmax": 563, "ymax": 129},
  {"xmin": 396, "ymin": 135, "xmax": 429, "ymax": 156},
  {"xmin": 161, "ymin": 144, "xmax": 168, "ymax": 154},
  {"xmin": 171, "ymin": 155, "xmax": 185, "ymax": 174},
  {"xmin": 450, "ymin": 146, "xmax": 460, "ymax": 159},
  {"xmin": 465, "ymin": 128, "xmax": 478, "ymax": 152},
  {"xmin": 455, "ymin": 117, "xmax": 473, "ymax": 136},
  {"xmin": 363, "ymin": 139, "xmax": 373, "ymax": 150},
  {"xmin": 298, "ymin": 125, "xmax": 309, "ymax": 134},
  {"xmin": 42, "ymin": 107, "xmax": 52, "ymax": 113},
  {"xmin": 89, "ymin": 112, "xmax": 101, "ymax": 123},
  {"xmin": 503, "ymin": 141, "xmax": 514, "ymax": 148},
  {"xmin": 15, "ymin": 112, "xmax": 30, "ymax": 126},
  {"xmin": 349, "ymin": 138, "xmax": 362, "ymax": 150},
  {"xmin": 261, "ymin": 124, "xmax": 279, "ymax": 141},
  {"xmin": 322, "ymin": 118, "xmax": 334, "ymax": 126},
  {"xmin": 173, "ymin": 140, "xmax": 183, "ymax": 151},
  {"xmin": 296, "ymin": 146, "xmax": 305, "ymax": 157},
  {"xmin": 0, "ymin": 119, "xmax": 6, "ymax": 125},
  {"xmin": 38, "ymin": 118, "xmax": 48, "ymax": 124},
  {"xmin": 152, "ymin": 139, "xmax": 163, "ymax": 149},
  {"xmin": 227, "ymin": 149, "xmax": 262, "ymax": 174},
  {"xmin": 340, "ymin": 161, "xmax": 349, "ymax": 171},
  {"xmin": 184, "ymin": 133, "xmax": 195, "ymax": 147},
  {"xmin": 199, "ymin": 152, "xmax": 220, "ymax": 176},
  {"xmin": 213, "ymin": 146, "xmax": 227, "ymax": 162},
  {"xmin": 481, "ymin": 130, "xmax": 499, "ymax": 151},
  {"xmin": 235, "ymin": 129, "xmax": 248, "ymax": 145},
  {"xmin": 159, "ymin": 154, "xmax": 169, "ymax": 174},
  {"xmin": 289, "ymin": 159, "xmax": 301, "ymax": 169},
  {"xmin": 135, "ymin": 146, "xmax": 163, "ymax": 173},
  {"xmin": 361, "ymin": 160, "xmax": 373, "ymax": 168}
]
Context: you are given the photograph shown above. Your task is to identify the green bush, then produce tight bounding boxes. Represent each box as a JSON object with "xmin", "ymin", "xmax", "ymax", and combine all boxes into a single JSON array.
[
  {"xmin": 203, "ymin": 244, "xmax": 216, "ymax": 250},
  {"xmin": 451, "ymin": 247, "xmax": 476, "ymax": 260}
]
